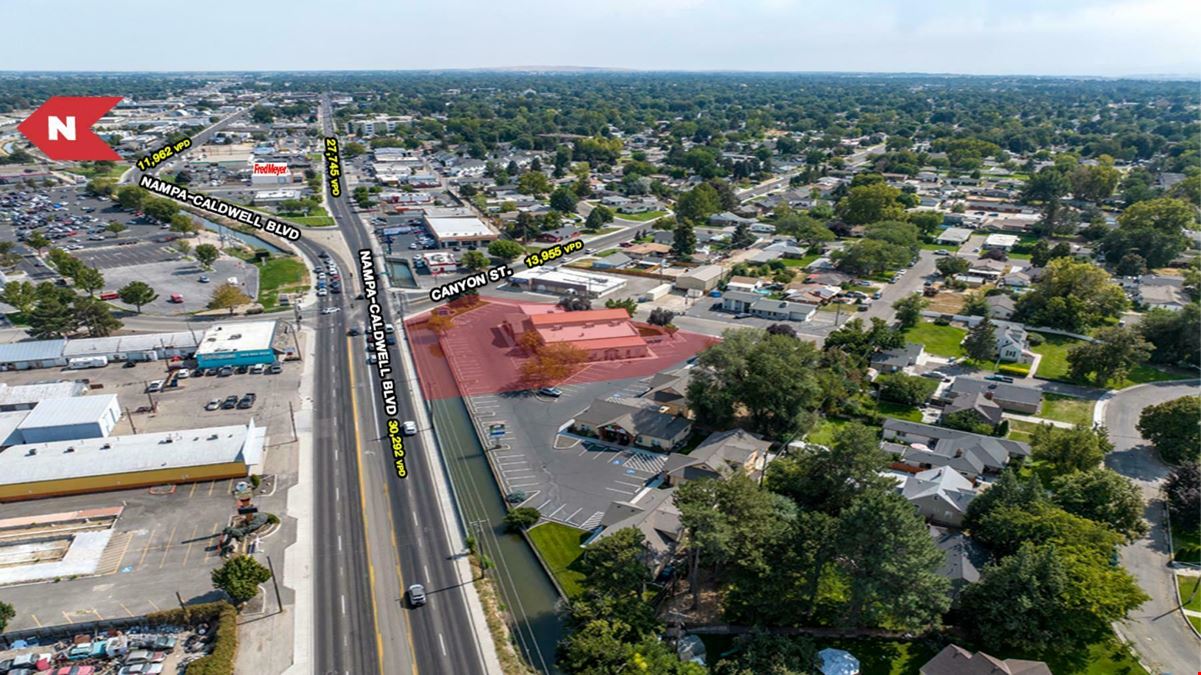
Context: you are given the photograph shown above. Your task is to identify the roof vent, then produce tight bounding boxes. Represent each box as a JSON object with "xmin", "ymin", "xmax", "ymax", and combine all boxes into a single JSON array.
[
  {"xmin": 65, "ymin": 447, "xmax": 74, "ymax": 453},
  {"xmin": 26, "ymin": 448, "xmax": 36, "ymax": 456},
  {"xmin": 101, "ymin": 443, "xmax": 111, "ymax": 449}
]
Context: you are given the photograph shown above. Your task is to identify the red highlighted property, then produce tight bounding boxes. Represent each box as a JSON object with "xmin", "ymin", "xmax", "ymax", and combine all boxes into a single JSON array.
[{"xmin": 405, "ymin": 297, "xmax": 713, "ymax": 400}]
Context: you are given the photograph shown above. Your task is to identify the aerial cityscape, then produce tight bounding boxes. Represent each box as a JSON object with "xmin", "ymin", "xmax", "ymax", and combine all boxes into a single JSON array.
[{"xmin": 0, "ymin": 2, "xmax": 1197, "ymax": 674}]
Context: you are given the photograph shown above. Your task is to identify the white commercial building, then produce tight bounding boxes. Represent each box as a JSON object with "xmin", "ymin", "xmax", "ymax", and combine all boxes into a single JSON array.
[
  {"xmin": 511, "ymin": 267, "xmax": 626, "ymax": 298},
  {"xmin": 195, "ymin": 321, "xmax": 279, "ymax": 368},
  {"xmin": 423, "ymin": 216, "xmax": 498, "ymax": 246},
  {"xmin": 15, "ymin": 395, "xmax": 122, "ymax": 444}
]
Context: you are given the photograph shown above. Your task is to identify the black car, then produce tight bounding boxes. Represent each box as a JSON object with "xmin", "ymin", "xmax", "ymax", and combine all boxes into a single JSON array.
[
  {"xmin": 220, "ymin": 395, "xmax": 239, "ymax": 410},
  {"xmin": 385, "ymin": 334, "xmax": 396, "ymax": 346},
  {"xmin": 348, "ymin": 327, "xmax": 362, "ymax": 336},
  {"xmin": 235, "ymin": 365, "xmax": 249, "ymax": 374}
]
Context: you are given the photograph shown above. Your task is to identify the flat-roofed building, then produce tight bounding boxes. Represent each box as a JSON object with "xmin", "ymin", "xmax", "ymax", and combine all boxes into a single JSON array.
[
  {"xmin": 0, "ymin": 381, "xmax": 88, "ymax": 411},
  {"xmin": 15, "ymin": 395, "xmax": 121, "ymax": 444},
  {"xmin": 195, "ymin": 321, "xmax": 279, "ymax": 368},
  {"xmin": 673, "ymin": 264, "xmax": 724, "ymax": 292},
  {"xmin": 423, "ymin": 215, "xmax": 498, "ymax": 246},
  {"xmin": 510, "ymin": 267, "xmax": 626, "ymax": 298},
  {"xmin": 0, "ymin": 340, "xmax": 67, "ymax": 371},
  {"xmin": 0, "ymin": 421, "xmax": 266, "ymax": 502}
]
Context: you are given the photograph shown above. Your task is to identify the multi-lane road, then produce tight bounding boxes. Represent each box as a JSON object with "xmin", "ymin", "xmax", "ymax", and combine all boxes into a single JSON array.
[{"xmin": 307, "ymin": 96, "xmax": 489, "ymax": 675}]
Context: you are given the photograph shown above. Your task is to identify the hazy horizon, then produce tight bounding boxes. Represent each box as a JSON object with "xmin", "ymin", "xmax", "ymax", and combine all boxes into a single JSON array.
[{"xmin": 3, "ymin": 0, "xmax": 1198, "ymax": 77}]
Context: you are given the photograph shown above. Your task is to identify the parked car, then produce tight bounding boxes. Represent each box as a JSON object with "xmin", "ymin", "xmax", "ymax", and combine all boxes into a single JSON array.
[
  {"xmin": 237, "ymin": 393, "xmax": 256, "ymax": 409},
  {"xmin": 538, "ymin": 387, "xmax": 563, "ymax": 398},
  {"xmin": 176, "ymin": 368, "xmax": 190, "ymax": 379},
  {"xmin": 221, "ymin": 395, "xmax": 239, "ymax": 410},
  {"xmin": 205, "ymin": 398, "xmax": 221, "ymax": 411},
  {"xmin": 249, "ymin": 363, "xmax": 266, "ymax": 374},
  {"xmin": 268, "ymin": 363, "xmax": 282, "ymax": 374},
  {"xmin": 217, "ymin": 366, "xmax": 233, "ymax": 377},
  {"xmin": 124, "ymin": 651, "xmax": 166, "ymax": 665},
  {"xmin": 985, "ymin": 374, "xmax": 1015, "ymax": 383},
  {"xmin": 198, "ymin": 275, "xmax": 210, "ymax": 283},
  {"xmin": 146, "ymin": 380, "xmax": 164, "ymax": 393}
]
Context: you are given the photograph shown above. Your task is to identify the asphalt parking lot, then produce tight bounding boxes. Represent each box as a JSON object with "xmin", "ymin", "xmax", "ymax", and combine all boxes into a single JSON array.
[
  {"xmin": 468, "ymin": 373, "xmax": 676, "ymax": 532},
  {"xmin": 84, "ymin": 250, "xmax": 259, "ymax": 316},
  {"xmin": 0, "ymin": 342, "xmax": 302, "ymax": 631}
]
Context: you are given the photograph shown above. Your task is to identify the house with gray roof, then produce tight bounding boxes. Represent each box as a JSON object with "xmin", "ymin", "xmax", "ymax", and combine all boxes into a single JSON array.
[
  {"xmin": 985, "ymin": 294, "xmax": 1016, "ymax": 320},
  {"xmin": 893, "ymin": 467, "xmax": 977, "ymax": 527},
  {"xmin": 881, "ymin": 419, "xmax": 1030, "ymax": 479},
  {"xmin": 591, "ymin": 253, "xmax": 632, "ymax": 270},
  {"xmin": 593, "ymin": 487, "xmax": 682, "ymax": 573},
  {"xmin": 870, "ymin": 343, "xmax": 926, "ymax": 374},
  {"xmin": 573, "ymin": 398, "xmax": 692, "ymax": 451},
  {"xmin": 642, "ymin": 367, "xmax": 693, "ymax": 416},
  {"xmin": 662, "ymin": 429, "xmax": 771, "ymax": 485},
  {"xmin": 721, "ymin": 290, "xmax": 761, "ymax": 314},
  {"xmin": 943, "ymin": 377, "xmax": 1042, "ymax": 414},
  {"xmin": 929, "ymin": 525, "xmax": 987, "ymax": 596},
  {"xmin": 942, "ymin": 391, "xmax": 1004, "ymax": 427},
  {"xmin": 749, "ymin": 298, "xmax": 817, "ymax": 322}
]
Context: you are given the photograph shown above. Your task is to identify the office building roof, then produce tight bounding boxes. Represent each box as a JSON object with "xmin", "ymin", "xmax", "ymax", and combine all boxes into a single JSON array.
[
  {"xmin": 425, "ymin": 216, "xmax": 495, "ymax": 240},
  {"xmin": 0, "ymin": 421, "xmax": 265, "ymax": 487},
  {"xmin": 196, "ymin": 321, "xmax": 277, "ymax": 356}
]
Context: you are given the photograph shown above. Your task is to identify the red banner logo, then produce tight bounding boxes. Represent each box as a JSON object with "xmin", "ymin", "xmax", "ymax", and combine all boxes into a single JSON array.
[{"xmin": 18, "ymin": 96, "xmax": 123, "ymax": 161}]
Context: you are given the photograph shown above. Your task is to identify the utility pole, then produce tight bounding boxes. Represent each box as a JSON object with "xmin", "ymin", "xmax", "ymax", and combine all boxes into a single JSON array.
[
  {"xmin": 265, "ymin": 553, "xmax": 284, "ymax": 615},
  {"xmin": 288, "ymin": 401, "xmax": 297, "ymax": 442},
  {"xmin": 125, "ymin": 406, "xmax": 138, "ymax": 434}
]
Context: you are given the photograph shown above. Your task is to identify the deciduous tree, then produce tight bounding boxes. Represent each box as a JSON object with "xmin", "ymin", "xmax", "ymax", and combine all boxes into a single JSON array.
[
  {"xmin": 1051, "ymin": 468, "xmax": 1147, "ymax": 541},
  {"xmin": 1031, "ymin": 424, "xmax": 1113, "ymax": 476},
  {"xmin": 118, "ymin": 281, "xmax": 158, "ymax": 313},
  {"xmin": 211, "ymin": 555, "xmax": 272, "ymax": 605},
  {"xmin": 208, "ymin": 283, "xmax": 251, "ymax": 314},
  {"xmin": 1137, "ymin": 396, "xmax": 1201, "ymax": 465}
]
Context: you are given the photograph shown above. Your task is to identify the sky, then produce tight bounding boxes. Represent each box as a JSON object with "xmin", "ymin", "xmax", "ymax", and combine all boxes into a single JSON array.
[{"xmin": 2, "ymin": 0, "xmax": 1198, "ymax": 76}]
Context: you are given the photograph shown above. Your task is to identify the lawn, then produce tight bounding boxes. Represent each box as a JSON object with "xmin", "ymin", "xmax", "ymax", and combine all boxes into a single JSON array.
[
  {"xmin": 527, "ymin": 522, "xmax": 588, "ymax": 599},
  {"xmin": 875, "ymin": 400, "xmax": 923, "ymax": 422},
  {"xmin": 806, "ymin": 418, "xmax": 878, "ymax": 446},
  {"xmin": 595, "ymin": 249, "xmax": 619, "ymax": 257},
  {"xmin": 614, "ymin": 210, "xmax": 666, "ymax": 222},
  {"xmin": 65, "ymin": 161, "xmax": 128, "ymax": 181},
  {"xmin": 1032, "ymin": 332, "xmax": 1187, "ymax": 388},
  {"xmin": 1039, "ymin": 393, "xmax": 1095, "ymax": 427},
  {"xmin": 903, "ymin": 321, "xmax": 966, "ymax": 358},
  {"xmin": 1008, "ymin": 419, "xmax": 1045, "ymax": 443},
  {"xmin": 781, "ymin": 254, "xmax": 821, "ymax": 268},
  {"xmin": 1171, "ymin": 512, "xmax": 1201, "ymax": 564},
  {"xmin": 283, "ymin": 214, "xmax": 336, "ymax": 227},
  {"xmin": 1176, "ymin": 575, "xmax": 1201, "ymax": 612},
  {"xmin": 1031, "ymin": 333, "xmax": 1077, "ymax": 381},
  {"xmin": 257, "ymin": 256, "xmax": 309, "ymax": 311}
]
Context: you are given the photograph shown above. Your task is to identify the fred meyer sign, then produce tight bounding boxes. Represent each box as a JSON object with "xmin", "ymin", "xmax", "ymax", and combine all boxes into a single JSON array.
[{"xmin": 253, "ymin": 162, "xmax": 288, "ymax": 176}]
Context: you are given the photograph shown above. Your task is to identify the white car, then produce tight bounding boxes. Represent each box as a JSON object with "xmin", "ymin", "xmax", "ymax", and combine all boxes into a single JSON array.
[
  {"xmin": 146, "ymin": 380, "xmax": 164, "ymax": 393},
  {"xmin": 402, "ymin": 420, "xmax": 418, "ymax": 435},
  {"xmin": 205, "ymin": 398, "xmax": 221, "ymax": 411},
  {"xmin": 175, "ymin": 368, "xmax": 190, "ymax": 379},
  {"xmin": 321, "ymin": 307, "xmax": 340, "ymax": 314},
  {"xmin": 316, "ymin": 288, "xmax": 328, "ymax": 296}
]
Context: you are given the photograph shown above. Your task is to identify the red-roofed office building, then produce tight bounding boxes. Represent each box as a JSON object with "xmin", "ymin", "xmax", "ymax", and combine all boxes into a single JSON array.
[{"xmin": 503, "ymin": 306, "xmax": 650, "ymax": 361}]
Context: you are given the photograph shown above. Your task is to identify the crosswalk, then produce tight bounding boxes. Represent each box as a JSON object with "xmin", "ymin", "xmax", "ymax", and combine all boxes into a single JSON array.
[{"xmin": 618, "ymin": 449, "xmax": 668, "ymax": 474}]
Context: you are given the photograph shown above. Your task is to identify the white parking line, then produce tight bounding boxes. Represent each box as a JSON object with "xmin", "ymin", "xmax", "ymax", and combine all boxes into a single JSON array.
[
  {"xmin": 605, "ymin": 487, "xmax": 632, "ymax": 494},
  {"xmin": 547, "ymin": 504, "xmax": 567, "ymax": 519},
  {"xmin": 614, "ymin": 480, "xmax": 643, "ymax": 488},
  {"xmin": 507, "ymin": 481, "xmax": 543, "ymax": 489},
  {"xmin": 564, "ymin": 507, "xmax": 583, "ymax": 522}
]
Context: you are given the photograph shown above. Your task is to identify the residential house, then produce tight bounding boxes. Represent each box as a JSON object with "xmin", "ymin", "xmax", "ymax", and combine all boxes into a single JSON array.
[
  {"xmin": 999, "ymin": 267, "xmax": 1039, "ymax": 291},
  {"xmin": 892, "ymin": 467, "xmax": 978, "ymax": 528},
  {"xmin": 941, "ymin": 391, "xmax": 1004, "ymax": 427},
  {"xmin": 806, "ymin": 270, "xmax": 853, "ymax": 286},
  {"xmin": 721, "ymin": 290, "xmax": 760, "ymax": 314},
  {"xmin": 726, "ymin": 275, "xmax": 761, "ymax": 293},
  {"xmin": 982, "ymin": 233, "xmax": 1019, "ymax": 251},
  {"xmin": 966, "ymin": 258, "xmax": 1007, "ymax": 280},
  {"xmin": 764, "ymin": 241, "xmax": 808, "ymax": 259},
  {"xmin": 943, "ymin": 377, "xmax": 1042, "ymax": 414},
  {"xmin": 593, "ymin": 487, "xmax": 682, "ymax": 574},
  {"xmin": 920, "ymin": 645, "xmax": 1051, "ymax": 675},
  {"xmin": 870, "ymin": 343, "xmax": 926, "ymax": 374},
  {"xmin": 750, "ymin": 298, "xmax": 817, "ymax": 322},
  {"xmin": 991, "ymin": 320, "xmax": 1036, "ymax": 364},
  {"xmin": 642, "ymin": 367, "xmax": 693, "ymax": 416},
  {"xmin": 1130, "ymin": 275, "xmax": 1188, "ymax": 311},
  {"xmin": 935, "ymin": 227, "xmax": 973, "ymax": 246},
  {"xmin": 709, "ymin": 211, "xmax": 754, "ymax": 227},
  {"xmin": 785, "ymin": 282, "xmax": 840, "ymax": 305},
  {"xmin": 573, "ymin": 398, "xmax": 692, "ymax": 451},
  {"xmin": 661, "ymin": 429, "xmax": 771, "ymax": 485},
  {"xmin": 985, "ymin": 294, "xmax": 1016, "ymax": 320},
  {"xmin": 929, "ymin": 525, "xmax": 988, "ymax": 596},
  {"xmin": 535, "ymin": 226, "xmax": 580, "ymax": 243},
  {"xmin": 591, "ymin": 253, "xmax": 633, "ymax": 270},
  {"xmin": 624, "ymin": 243, "xmax": 672, "ymax": 260},
  {"xmin": 881, "ymin": 419, "xmax": 1031, "ymax": 479}
]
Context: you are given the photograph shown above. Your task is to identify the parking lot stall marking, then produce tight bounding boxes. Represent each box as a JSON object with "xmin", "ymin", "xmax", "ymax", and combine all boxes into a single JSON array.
[
  {"xmin": 180, "ymin": 524, "xmax": 200, "ymax": 566},
  {"xmin": 158, "ymin": 524, "xmax": 178, "ymax": 568},
  {"xmin": 136, "ymin": 529, "xmax": 156, "ymax": 568}
]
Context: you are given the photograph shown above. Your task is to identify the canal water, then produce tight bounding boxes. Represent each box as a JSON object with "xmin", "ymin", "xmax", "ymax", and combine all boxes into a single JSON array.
[
  {"xmin": 196, "ymin": 215, "xmax": 285, "ymax": 254},
  {"xmin": 385, "ymin": 258, "xmax": 418, "ymax": 288},
  {"xmin": 429, "ymin": 396, "xmax": 565, "ymax": 674}
]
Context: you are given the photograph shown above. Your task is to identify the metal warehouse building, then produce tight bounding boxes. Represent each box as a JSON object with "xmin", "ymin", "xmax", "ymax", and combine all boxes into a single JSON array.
[
  {"xmin": 0, "ymin": 420, "xmax": 267, "ymax": 502},
  {"xmin": 0, "ymin": 339, "xmax": 68, "ymax": 371},
  {"xmin": 15, "ymin": 395, "xmax": 122, "ymax": 444},
  {"xmin": 195, "ymin": 321, "xmax": 279, "ymax": 368}
]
